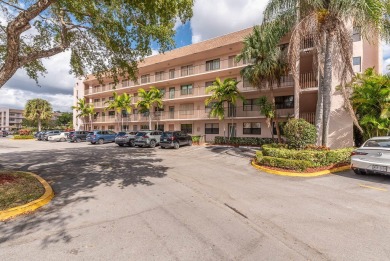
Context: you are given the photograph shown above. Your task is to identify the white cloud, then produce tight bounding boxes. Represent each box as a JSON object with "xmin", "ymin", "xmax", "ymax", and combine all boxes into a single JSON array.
[{"xmin": 190, "ymin": 0, "xmax": 267, "ymax": 43}]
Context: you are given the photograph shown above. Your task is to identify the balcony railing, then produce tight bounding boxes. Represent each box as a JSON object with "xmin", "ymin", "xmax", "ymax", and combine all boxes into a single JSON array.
[
  {"xmin": 300, "ymin": 112, "xmax": 316, "ymax": 124},
  {"xmin": 92, "ymin": 107, "xmax": 294, "ymax": 123}
]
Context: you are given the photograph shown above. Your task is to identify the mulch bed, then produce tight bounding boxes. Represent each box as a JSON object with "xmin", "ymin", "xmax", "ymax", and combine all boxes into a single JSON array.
[
  {"xmin": 0, "ymin": 171, "xmax": 45, "ymax": 211},
  {"xmin": 254, "ymin": 161, "xmax": 350, "ymax": 174}
]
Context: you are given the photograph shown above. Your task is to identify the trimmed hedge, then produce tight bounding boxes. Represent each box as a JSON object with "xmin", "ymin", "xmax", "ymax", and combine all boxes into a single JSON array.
[
  {"xmin": 261, "ymin": 145, "xmax": 353, "ymax": 167},
  {"xmin": 214, "ymin": 136, "xmax": 276, "ymax": 146},
  {"xmin": 13, "ymin": 135, "xmax": 34, "ymax": 140},
  {"xmin": 284, "ymin": 119, "xmax": 317, "ymax": 149},
  {"xmin": 192, "ymin": 135, "xmax": 201, "ymax": 144},
  {"xmin": 256, "ymin": 151, "xmax": 312, "ymax": 171}
]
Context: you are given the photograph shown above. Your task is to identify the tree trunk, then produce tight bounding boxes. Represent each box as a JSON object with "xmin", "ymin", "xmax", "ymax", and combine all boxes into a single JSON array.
[
  {"xmin": 315, "ymin": 71, "xmax": 324, "ymax": 145},
  {"xmin": 269, "ymin": 82, "xmax": 281, "ymax": 143},
  {"xmin": 90, "ymin": 115, "xmax": 93, "ymax": 131},
  {"xmin": 322, "ymin": 33, "xmax": 334, "ymax": 147},
  {"xmin": 149, "ymin": 113, "xmax": 152, "ymax": 130},
  {"xmin": 38, "ymin": 119, "xmax": 42, "ymax": 131}
]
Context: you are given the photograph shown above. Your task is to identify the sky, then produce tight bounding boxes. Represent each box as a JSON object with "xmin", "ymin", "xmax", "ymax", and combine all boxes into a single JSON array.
[{"xmin": 0, "ymin": 0, "xmax": 389, "ymax": 112}]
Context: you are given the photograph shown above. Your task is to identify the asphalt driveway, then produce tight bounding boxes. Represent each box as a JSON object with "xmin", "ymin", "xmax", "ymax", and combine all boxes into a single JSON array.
[{"xmin": 1, "ymin": 138, "xmax": 390, "ymax": 260}]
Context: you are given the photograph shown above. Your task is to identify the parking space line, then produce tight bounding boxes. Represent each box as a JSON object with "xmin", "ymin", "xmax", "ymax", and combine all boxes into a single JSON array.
[{"xmin": 359, "ymin": 184, "xmax": 388, "ymax": 192}]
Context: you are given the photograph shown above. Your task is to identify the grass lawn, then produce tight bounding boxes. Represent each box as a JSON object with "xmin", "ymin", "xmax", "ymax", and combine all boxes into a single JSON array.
[{"xmin": 0, "ymin": 170, "xmax": 45, "ymax": 211}]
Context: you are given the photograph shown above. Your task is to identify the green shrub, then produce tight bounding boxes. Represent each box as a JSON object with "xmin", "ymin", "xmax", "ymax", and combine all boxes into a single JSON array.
[
  {"xmin": 283, "ymin": 119, "xmax": 317, "ymax": 149},
  {"xmin": 192, "ymin": 135, "xmax": 201, "ymax": 144},
  {"xmin": 261, "ymin": 145, "xmax": 354, "ymax": 167},
  {"xmin": 256, "ymin": 153, "xmax": 312, "ymax": 172},
  {"xmin": 214, "ymin": 136, "xmax": 276, "ymax": 146},
  {"xmin": 13, "ymin": 135, "xmax": 34, "ymax": 140}
]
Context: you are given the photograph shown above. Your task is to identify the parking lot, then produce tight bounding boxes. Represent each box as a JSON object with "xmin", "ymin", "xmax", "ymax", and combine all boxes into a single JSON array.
[{"xmin": 1, "ymin": 137, "xmax": 390, "ymax": 260}]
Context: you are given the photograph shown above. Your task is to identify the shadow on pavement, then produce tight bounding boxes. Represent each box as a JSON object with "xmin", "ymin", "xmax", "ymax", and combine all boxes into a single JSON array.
[
  {"xmin": 0, "ymin": 146, "xmax": 168, "ymax": 248},
  {"xmin": 204, "ymin": 146, "xmax": 257, "ymax": 159},
  {"xmin": 334, "ymin": 170, "xmax": 390, "ymax": 185}
]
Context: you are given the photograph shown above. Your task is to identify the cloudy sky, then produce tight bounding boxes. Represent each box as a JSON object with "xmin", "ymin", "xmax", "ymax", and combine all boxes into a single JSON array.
[{"xmin": 0, "ymin": 0, "xmax": 389, "ymax": 112}]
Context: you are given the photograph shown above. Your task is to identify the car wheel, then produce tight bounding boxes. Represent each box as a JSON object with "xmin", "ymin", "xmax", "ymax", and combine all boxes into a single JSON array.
[
  {"xmin": 150, "ymin": 140, "xmax": 156, "ymax": 148},
  {"xmin": 353, "ymin": 168, "xmax": 364, "ymax": 175},
  {"xmin": 91, "ymin": 142, "xmax": 96, "ymax": 144},
  {"xmin": 118, "ymin": 144, "xmax": 124, "ymax": 147},
  {"xmin": 98, "ymin": 138, "xmax": 104, "ymax": 145},
  {"xmin": 160, "ymin": 146, "xmax": 165, "ymax": 149},
  {"xmin": 129, "ymin": 140, "xmax": 135, "ymax": 147},
  {"xmin": 174, "ymin": 142, "xmax": 180, "ymax": 149},
  {"xmin": 76, "ymin": 138, "xmax": 81, "ymax": 143},
  {"xmin": 188, "ymin": 140, "xmax": 192, "ymax": 146},
  {"xmin": 60, "ymin": 138, "xmax": 66, "ymax": 142}
]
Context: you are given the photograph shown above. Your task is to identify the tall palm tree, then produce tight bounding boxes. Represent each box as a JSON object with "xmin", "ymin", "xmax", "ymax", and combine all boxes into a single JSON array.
[
  {"xmin": 236, "ymin": 25, "xmax": 289, "ymax": 143},
  {"xmin": 205, "ymin": 78, "xmax": 244, "ymax": 139},
  {"xmin": 135, "ymin": 87, "xmax": 163, "ymax": 130},
  {"xmin": 72, "ymin": 98, "xmax": 95, "ymax": 131},
  {"xmin": 105, "ymin": 92, "xmax": 133, "ymax": 131},
  {"xmin": 262, "ymin": 0, "xmax": 388, "ymax": 146},
  {"xmin": 24, "ymin": 98, "xmax": 53, "ymax": 131},
  {"xmin": 256, "ymin": 96, "xmax": 277, "ymax": 140}
]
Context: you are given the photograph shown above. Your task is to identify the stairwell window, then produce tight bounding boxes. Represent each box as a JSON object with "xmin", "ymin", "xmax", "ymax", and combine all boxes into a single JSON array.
[
  {"xmin": 243, "ymin": 122, "xmax": 261, "ymax": 134},
  {"xmin": 275, "ymin": 96, "xmax": 294, "ymax": 109},
  {"xmin": 206, "ymin": 59, "xmax": 220, "ymax": 71},
  {"xmin": 353, "ymin": 57, "xmax": 361, "ymax": 72},
  {"xmin": 205, "ymin": 123, "xmax": 219, "ymax": 134},
  {"xmin": 352, "ymin": 27, "xmax": 361, "ymax": 42},
  {"xmin": 181, "ymin": 84, "xmax": 193, "ymax": 95}
]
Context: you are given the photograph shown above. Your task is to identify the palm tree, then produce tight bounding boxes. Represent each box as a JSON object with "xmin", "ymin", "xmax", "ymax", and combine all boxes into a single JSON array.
[
  {"xmin": 72, "ymin": 98, "xmax": 95, "ymax": 131},
  {"xmin": 205, "ymin": 78, "xmax": 244, "ymax": 139},
  {"xmin": 236, "ymin": 25, "xmax": 289, "ymax": 143},
  {"xmin": 135, "ymin": 87, "xmax": 163, "ymax": 130},
  {"xmin": 256, "ymin": 96, "xmax": 277, "ymax": 139},
  {"xmin": 105, "ymin": 92, "xmax": 133, "ymax": 131},
  {"xmin": 262, "ymin": 0, "xmax": 388, "ymax": 146},
  {"xmin": 24, "ymin": 98, "xmax": 53, "ymax": 131}
]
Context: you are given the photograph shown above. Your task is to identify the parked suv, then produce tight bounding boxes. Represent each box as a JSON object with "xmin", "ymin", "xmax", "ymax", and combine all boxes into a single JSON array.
[
  {"xmin": 134, "ymin": 130, "xmax": 162, "ymax": 148},
  {"xmin": 86, "ymin": 130, "xmax": 117, "ymax": 144},
  {"xmin": 160, "ymin": 131, "xmax": 192, "ymax": 149},
  {"xmin": 43, "ymin": 130, "xmax": 61, "ymax": 141},
  {"xmin": 1, "ymin": 130, "xmax": 8, "ymax": 137},
  {"xmin": 115, "ymin": 131, "xmax": 138, "ymax": 147},
  {"xmin": 68, "ymin": 131, "xmax": 89, "ymax": 142}
]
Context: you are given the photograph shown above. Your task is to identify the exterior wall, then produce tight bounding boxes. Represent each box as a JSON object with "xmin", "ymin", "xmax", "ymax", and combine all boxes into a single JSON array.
[
  {"xmin": 0, "ymin": 108, "xmax": 24, "ymax": 131},
  {"xmin": 73, "ymin": 79, "xmax": 86, "ymax": 130},
  {"xmin": 73, "ymin": 27, "xmax": 380, "ymax": 148}
]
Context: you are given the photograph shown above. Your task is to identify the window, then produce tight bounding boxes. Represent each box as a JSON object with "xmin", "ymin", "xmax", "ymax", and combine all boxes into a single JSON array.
[
  {"xmin": 181, "ymin": 65, "xmax": 194, "ymax": 76},
  {"xmin": 155, "ymin": 124, "xmax": 164, "ymax": 131},
  {"xmin": 109, "ymin": 82, "xmax": 115, "ymax": 90},
  {"xmin": 243, "ymin": 99, "xmax": 256, "ymax": 111},
  {"xmin": 169, "ymin": 69, "xmax": 175, "ymax": 79},
  {"xmin": 205, "ymin": 81, "xmax": 214, "ymax": 87},
  {"xmin": 155, "ymin": 71, "xmax": 164, "ymax": 81},
  {"xmin": 352, "ymin": 27, "xmax": 361, "ymax": 42},
  {"xmin": 179, "ymin": 104, "xmax": 194, "ymax": 115},
  {"xmin": 206, "ymin": 59, "xmax": 220, "ymax": 71},
  {"xmin": 275, "ymin": 95, "xmax": 294, "ymax": 109},
  {"xmin": 205, "ymin": 102, "xmax": 216, "ymax": 113},
  {"xmin": 243, "ymin": 122, "xmax": 261, "ymax": 134},
  {"xmin": 133, "ymin": 125, "xmax": 138, "ymax": 131},
  {"xmin": 353, "ymin": 57, "xmax": 361, "ymax": 72},
  {"xmin": 122, "ymin": 79, "xmax": 129, "ymax": 87},
  {"xmin": 181, "ymin": 84, "xmax": 193, "ymax": 95},
  {"xmin": 141, "ymin": 124, "xmax": 148, "ymax": 130},
  {"xmin": 159, "ymin": 88, "xmax": 166, "ymax": 98},
  {"xmin": 243, "ymin": 76, "xmax": 252, "ymax": 87},
  {"xmin": 181, "ymin": 124, "xmax": 192, "ymax": 134},
  {"xmin": 228, "ymin": 55, "xmax": 237, "ymax": 68},
  {"xmin": 141, "ymin": 74, "xmax": 150, "ymax": 84},
  {"xmin": 205, "ymin": 123, "xmax": 219, "ymax": 134},
  {"xmin": 108, "ymin": 125, "xmax": 115, "ymax": 131},
  {"xmin": 169, "ymin": 87, "xmax": 175, "ymax": 99},
  {"xmin": 243, "ymin": 58, "xmax": 254, "ymax": 65},
  {"xmin": 108, "ymin": 111, "xmax": 115, "ymax": 117}
]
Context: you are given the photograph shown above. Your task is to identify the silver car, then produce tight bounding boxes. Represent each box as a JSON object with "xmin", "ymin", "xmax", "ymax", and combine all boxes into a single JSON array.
[
  {"xmin": 134, "ymin": 130, "xmax": 162, "ymax": 148},
  {"xmin": 351, "ymin": 136, "xmax": 390, "ymax": 175}
]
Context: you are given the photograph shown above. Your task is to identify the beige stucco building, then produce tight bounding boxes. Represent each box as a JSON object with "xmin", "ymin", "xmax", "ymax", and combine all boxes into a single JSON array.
[
  {"xmin": 0, "ymin": 107, "xmax": 24, "ymax": 131},
  {"xmin": 73, "ymin": 27, "xmax": 381, "ymax": 148}
]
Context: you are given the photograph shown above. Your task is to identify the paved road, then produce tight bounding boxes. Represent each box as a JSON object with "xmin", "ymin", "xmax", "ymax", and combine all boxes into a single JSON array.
[{"xmin": 1, "ymin": 138, "xmax": 390, "ymax": 260}]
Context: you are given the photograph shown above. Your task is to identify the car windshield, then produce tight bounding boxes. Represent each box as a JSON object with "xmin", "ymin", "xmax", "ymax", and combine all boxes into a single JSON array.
[
  {"xmin": 117, "ymin": 132, "xmax": 126, "ymax": 136},
  {"xmin": 88, "ymin": 132, "xmax": 94, "ymax": 135},
  {"xmin": 363, "ymin": 139, "xmax": 390, "ymax": 148},
  {"xmin": 135, "ymin": 132, "xmax": 146, "ymax": 137},
  {"xmin": 162, "ymin": 132, "xmax": 174, "ymax": 137}
]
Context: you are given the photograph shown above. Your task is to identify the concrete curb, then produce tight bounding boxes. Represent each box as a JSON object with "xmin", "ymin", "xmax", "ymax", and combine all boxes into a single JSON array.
[
  {"xmin": 0, "ymin": 172, "xmax": 54, "ymax": 221},
  {"xmin": 251, "ymin": 160, "xmax": 351, "ymax": 177}
]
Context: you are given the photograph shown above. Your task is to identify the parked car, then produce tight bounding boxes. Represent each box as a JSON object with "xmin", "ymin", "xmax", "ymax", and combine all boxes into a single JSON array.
[
  {"xmin": 134, "ymin": 130, "xmax": 162, "ymax": 148},
  {"xmin": 115, "ymin": 131, "xmax": 138, "ymax": 147},
  {"xmin": 43, "ymin": 130, "xmax": 61, "ymax": 141},
  {"xmin": 37, "ymin": 131, "xmax": 47, "ymax": 140},
  {"xmin": 68, "ymin": 131, "xmax": 89, "ymax": 142},
  {"xmin": 86, "ymin": 130, "xmax": 117, "ymax": 144},
  {"xmin": 1, "ymin": 130, "xmax": 8, "ymax": 137},
  {"xmin": 48, "ymin": 132, "xmax": 69, "ymax": 142},
  {"xmin": 160, "ymin": 131, "xmax": 192, "ymax": 149},
  {"xmin": 351, "ymin": 136, "xmax": 390, "ymax": 175}
]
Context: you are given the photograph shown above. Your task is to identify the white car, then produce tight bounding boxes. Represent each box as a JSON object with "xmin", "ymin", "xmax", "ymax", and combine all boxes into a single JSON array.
[
  {"xmin": 351, "ymin": 136, "xmax": 390, "ymax": 175},
  {"xmin": 48, "ymin": 132, "xmax": 69, "ymax": 142}
]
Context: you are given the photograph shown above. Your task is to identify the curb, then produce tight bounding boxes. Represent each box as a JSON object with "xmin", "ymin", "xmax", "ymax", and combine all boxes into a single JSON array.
[
  {"xmin": 0, "ymin": 172, "xmax": 54, "ymax": 221},
  {"xmin": 251, "ymin": 160, "xmax": 351, "ymax": 177}
]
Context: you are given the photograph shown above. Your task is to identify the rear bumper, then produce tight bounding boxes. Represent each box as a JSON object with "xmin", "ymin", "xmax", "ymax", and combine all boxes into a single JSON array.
[
  {"xmin": 351, "ymin": 158, "xmax": 390, "ymax": 175},
  {"xmin": 160, "ymin": 142, "xmax": 175, "ymax": 148}
]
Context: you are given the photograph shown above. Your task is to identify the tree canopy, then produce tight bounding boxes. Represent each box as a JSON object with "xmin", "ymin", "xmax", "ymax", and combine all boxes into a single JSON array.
[
  {"xmin": 0, "ymin": 0, "xmax": 194, "ymax": 88},
  {"xmin": 24, "ymin": 98, "xmax": 53, "ymax": 131}
]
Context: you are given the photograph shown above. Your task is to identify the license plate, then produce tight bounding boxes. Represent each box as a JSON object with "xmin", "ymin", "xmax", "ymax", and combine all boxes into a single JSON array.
[{"xmin": 372, "ymin": 165, "xmax": 388, "ymax": 172}]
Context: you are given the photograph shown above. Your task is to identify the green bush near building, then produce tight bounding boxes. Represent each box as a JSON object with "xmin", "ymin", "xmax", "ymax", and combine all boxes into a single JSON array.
[
  {"xmin": 283, "ymin": 119, "xmax": 317, "ymax": 150},
  {"xmin": 13, "ymin": 135, "xmax": 35, "ymax": 140},
  {"xmin": 214, "ymin": 136, "xmax": 276, "ymax": 146}
]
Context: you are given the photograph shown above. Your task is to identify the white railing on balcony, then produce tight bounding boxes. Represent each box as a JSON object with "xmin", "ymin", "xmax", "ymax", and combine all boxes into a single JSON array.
[
  {"xmin": 300, "ymin": 112, "xmax": 316, "ymax": 124},
  {"xmin": 300, "ymin": 72, "xmax": 318, "ymax": 89}
]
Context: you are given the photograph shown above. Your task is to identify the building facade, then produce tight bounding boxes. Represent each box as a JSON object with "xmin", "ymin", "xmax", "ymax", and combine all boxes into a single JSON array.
[
  {"xmin": 73, "ymin": 27, "xmax": 381, "ymax": 148},
  {"xmin": 0, "ymin": 108, "xmax": 24, "ymax": 131}
]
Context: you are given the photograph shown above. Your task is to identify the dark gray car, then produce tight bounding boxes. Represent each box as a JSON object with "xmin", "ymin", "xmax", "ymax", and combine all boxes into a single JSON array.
[
  {"xmin": 160, "ymin": 131, "xmax": 192, "ymax": 149},
  {"xmin": 68, "ymin": 131, "xmax": 89, "ymax": 142}
]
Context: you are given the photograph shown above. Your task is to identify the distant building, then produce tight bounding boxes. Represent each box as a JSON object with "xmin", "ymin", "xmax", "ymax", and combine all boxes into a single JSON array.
[{"xmin": 0, "ymin": 108, "xmax": 24, "ymax": 131}]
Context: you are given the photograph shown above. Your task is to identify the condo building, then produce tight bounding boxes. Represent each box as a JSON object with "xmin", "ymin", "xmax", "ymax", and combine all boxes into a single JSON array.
[
  {"xmin": 0, "ymin": 107, "xmax": 24, "ymax": 131},
  {"xmin": 73, "ymin": 27, "xmax": 381, "ymax": 148}
]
